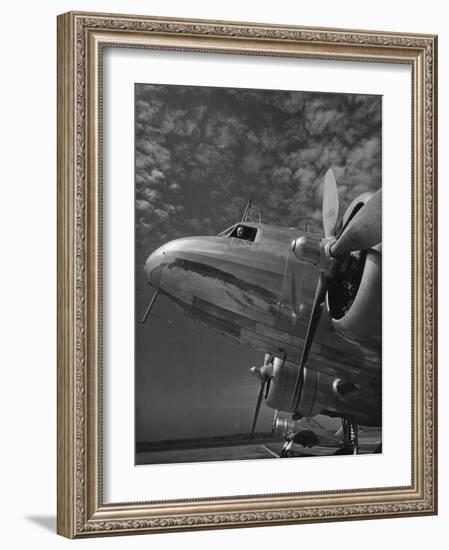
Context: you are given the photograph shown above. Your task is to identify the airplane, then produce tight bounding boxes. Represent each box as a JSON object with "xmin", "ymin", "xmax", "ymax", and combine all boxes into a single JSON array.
[{"xmin": 140, "ymin": 168, "xmax": 382, "ymax": 455}]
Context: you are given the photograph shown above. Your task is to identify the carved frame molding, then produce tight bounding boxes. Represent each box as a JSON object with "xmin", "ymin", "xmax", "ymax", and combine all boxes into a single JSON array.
[{"xmin": 57, "ymin": 11, "xmax": 437, "ymax": 538}]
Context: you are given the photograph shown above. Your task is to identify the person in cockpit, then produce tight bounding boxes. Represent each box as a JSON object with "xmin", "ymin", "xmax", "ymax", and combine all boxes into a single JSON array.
[{"xmin": 236, "ymin": 225, "xmax": 250, "ymax": 240}]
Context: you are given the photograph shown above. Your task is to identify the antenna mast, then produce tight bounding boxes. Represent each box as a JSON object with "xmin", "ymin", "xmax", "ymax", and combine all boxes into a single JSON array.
[{"xmin": 241, "ymin": 196, "xmax": 253, "ymax": 222}]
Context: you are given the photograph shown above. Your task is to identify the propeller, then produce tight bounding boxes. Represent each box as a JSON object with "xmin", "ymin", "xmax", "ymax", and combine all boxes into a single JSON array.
[
  {"xmin": 322, "ymin": 168, "xmax": 340, "ymax": 238},
  {"xmin": 271, "ymin": 410, "xmax": 280, "ymax": 436},
  {"xmin": 290, "ymin": 273, "xmax": 328, "ymax": 407},
  {"xmin": 290, "ymin": 169, "xmax": 339, "ymax": 408},
  {"xmin": 249, "ymin": 354, "xmax": 274, "ymax": 440},
  {"xmin": 290, "ymin": 169, "xmax": 381, "ymax": 409}
]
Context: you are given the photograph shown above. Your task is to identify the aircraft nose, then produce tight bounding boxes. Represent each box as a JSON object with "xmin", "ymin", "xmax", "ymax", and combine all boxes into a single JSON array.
[{"xmin": 144, "ymin": 246, "xmax": 166, "ymax": 288}]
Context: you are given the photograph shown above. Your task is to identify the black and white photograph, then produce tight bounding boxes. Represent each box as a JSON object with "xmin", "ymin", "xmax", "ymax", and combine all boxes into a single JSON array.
[
  {"xmin": 134, "ymin": 83, "xmax": 382, "ymax": 465},
  {"xmin": 49, "ymin": 4, "xmax": 440, "ymax": 541}
]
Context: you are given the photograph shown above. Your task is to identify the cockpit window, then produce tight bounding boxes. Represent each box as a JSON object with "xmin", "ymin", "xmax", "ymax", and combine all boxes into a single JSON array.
[
  {"xmin": 218, "ymin": 225, "xmax": 237, "ymax": 237},
  {"xmin": 229, "ymin": 224, "xmax": 257, "ymax": 242}
]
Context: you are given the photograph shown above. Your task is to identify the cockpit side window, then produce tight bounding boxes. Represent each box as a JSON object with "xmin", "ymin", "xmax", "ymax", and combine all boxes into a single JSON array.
[{"xmin": 229, "ymin": 224, "xmax": 257, "ymax": 242}]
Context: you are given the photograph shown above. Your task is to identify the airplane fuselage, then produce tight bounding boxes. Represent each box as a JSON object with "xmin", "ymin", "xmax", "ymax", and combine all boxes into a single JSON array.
[{"xmin": 144, "ymin": 222, "xmax": 381, "ymax": 426}]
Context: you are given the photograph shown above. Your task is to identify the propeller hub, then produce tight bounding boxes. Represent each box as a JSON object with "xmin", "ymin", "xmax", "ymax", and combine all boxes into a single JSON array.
[
  {"xmin": 291, "ymin": 233, "xmax": 321, "ymax": 265},
  {"xmin": 323, "ymin": 236, "xmax": 337, "ymax": 261},
  {"xmin": 250, "ymin": 366, "xmax": 261, "ymax": 378},
  {"xmin": 292, "ymin": 234, "xmax": 339, "ymax": 279}
]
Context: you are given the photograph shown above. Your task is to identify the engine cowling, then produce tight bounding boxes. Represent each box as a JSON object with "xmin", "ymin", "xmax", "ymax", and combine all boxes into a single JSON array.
[
  {"xmin": 327, "ymin": 248, "xmax": 381, "ymax": 348},
  {"xmin": 265, "ymin": 361, "xmax": 321, "ymax": 418},
  {"xmin": 327, "ymin": 193, "xmax": 381, "ymax": 348},
  {"xmin": 264, "ymin": 358, "xmax": 380, "ymax": 425}
]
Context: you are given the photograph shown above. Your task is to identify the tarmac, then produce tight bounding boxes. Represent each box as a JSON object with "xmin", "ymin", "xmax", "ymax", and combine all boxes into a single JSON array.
[{"xmin": 136, "ymin": 430, "xmax": 381, "ymax": 465}]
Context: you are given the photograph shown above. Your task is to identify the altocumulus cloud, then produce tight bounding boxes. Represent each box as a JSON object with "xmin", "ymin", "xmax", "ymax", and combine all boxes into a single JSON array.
[{"xmin": 135, "ymin": 84, "xmax": 381, "ymax": 268}]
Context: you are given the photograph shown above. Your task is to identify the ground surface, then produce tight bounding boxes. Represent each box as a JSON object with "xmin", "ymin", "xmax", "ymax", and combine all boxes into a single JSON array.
[{"xmin": 136, "ymin": 430, "xmax": 381, "ymax": 465}]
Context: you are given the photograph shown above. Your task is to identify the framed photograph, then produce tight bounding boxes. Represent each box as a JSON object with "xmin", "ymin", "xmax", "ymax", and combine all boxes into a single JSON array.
[{"xmin": 57, "ymin": 11, "xmax": 438, "ymax": 538}]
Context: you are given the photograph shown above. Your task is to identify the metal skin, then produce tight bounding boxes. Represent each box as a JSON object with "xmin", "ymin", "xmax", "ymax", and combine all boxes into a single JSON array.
[{"xmin": 144, "ymin": 219, "xmax": 381, "ymax": 428}]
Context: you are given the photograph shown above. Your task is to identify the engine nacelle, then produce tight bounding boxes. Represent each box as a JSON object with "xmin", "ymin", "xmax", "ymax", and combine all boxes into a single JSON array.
[
  {"xmin": 328, "ymin": 248, "xmax": 381, "ymax": 348},
  {"xmin": 265, "ymin": 361, "xmax": 321, "ymax": 418},
  {"xmin": 327, "ymin": 191, "xmax": 381, "ymax": 348},
  {"xmin": 341, "ymin": 192, "xmax": 374, "ymax": 229},
  {"xmin": 264, "ymin": 358, "xmax": 380, "ymax": 425}
]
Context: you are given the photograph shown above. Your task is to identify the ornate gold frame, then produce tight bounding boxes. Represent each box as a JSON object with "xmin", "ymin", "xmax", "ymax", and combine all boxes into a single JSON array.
[{"xmin": 57, "ymin": 11, "xmax": 438, "ymax": 538}]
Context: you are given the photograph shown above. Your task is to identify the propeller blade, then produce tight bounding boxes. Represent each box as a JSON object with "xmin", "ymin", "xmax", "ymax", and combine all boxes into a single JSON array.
[
  {"xmin": 250, "ymin": 379, "xmax": 266, "ymax": 441},
  {"xmin": 331, "ymin": 189, "xmax": 382, "ymax": 256},
  {"xmin": 263, "ymin": 353, "xmax": 272, "ymax": 367},
  {"xmin": 290, "ymin": 274, "xmax": 328, "ymax": 408},
  {"xmin": 323, "ymin": 169, "xmax": 340, "ymax": 238},
  {"xmin": 139, "ymin": 289, "xmax": 160, "ymax": 324},
  {"xmin": 272, "ymin": 410, "xmax": 279, "ymax": 435},
  {"xmin": 265, "ymin": 378, "xmax": 272, "ymax": 399}
]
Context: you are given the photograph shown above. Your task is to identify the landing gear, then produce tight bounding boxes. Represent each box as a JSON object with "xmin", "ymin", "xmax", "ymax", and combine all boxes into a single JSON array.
[
  {"xmin": 280, "ymin": 436, "xmax": 294, "ymax": 458},
  {"xmin": 335, "ymin": 418, "xmax": 359, "ymax": 455}
]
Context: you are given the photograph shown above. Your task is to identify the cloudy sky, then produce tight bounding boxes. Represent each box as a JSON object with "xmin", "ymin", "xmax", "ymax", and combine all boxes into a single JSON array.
[{"xmin": 135, "ymin": 83, "xmax": 381, "ymax": 447}]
